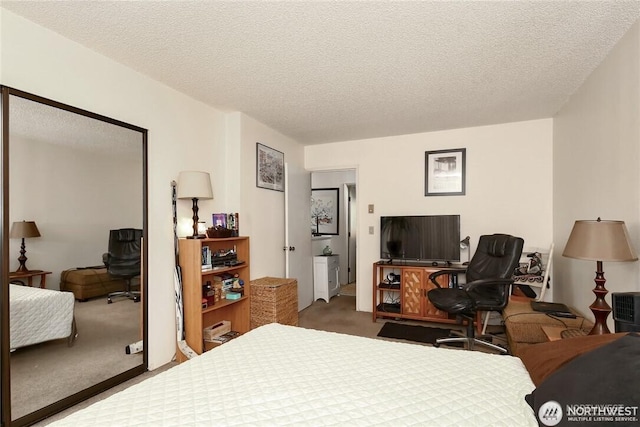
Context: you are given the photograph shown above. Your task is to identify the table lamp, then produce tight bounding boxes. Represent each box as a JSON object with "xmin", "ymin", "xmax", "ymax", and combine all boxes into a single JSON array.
[
  {"xmin": 10, "ymin": 220, "xmax": 41, "ymax": 272},
  {"xmin": 562, "ymin": 218, "xmax": 638, "ymax": 335},
  {"xmin": 460, "ymin": 236, "xmax": 471, "ymax": 264},
  {"xmin": 177, "ymin": 171, "xmax": 213, "ymax": 239}
]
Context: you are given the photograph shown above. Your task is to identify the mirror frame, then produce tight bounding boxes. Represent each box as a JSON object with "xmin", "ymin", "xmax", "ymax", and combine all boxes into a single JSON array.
[{"xmin": 0, "ymin": 86, "xmax": 149, "ymax": 426}]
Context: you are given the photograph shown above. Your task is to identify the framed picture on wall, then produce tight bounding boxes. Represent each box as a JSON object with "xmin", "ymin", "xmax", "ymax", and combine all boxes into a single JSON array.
[
  {"xmin": 311, "ymin": 188, "xmax": 339, "ymax": 235},
  {"xmin": 256, "ymin": 143, "xmax": 284, "ymax": 192},
  {"xmin": 425, "ymin": 148, "xmax": 466, "ymax": 196}
]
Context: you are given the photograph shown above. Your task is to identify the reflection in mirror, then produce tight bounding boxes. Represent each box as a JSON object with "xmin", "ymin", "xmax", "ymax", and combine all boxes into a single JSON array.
[{"xmin": 6, "ymin": 93, "xmax": 146, "ymax": 422}]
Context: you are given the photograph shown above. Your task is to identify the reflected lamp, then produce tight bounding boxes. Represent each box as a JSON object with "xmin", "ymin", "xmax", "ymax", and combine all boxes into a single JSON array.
[{"xmin": 10, "ymin": 220, "xmax": 41, "ymax": 272}]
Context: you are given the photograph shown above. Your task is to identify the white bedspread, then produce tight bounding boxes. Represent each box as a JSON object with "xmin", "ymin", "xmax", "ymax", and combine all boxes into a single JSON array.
[
  {"xmin": 10, "ymin": 284, "xmax": 75, "ymax": 350},
  {"xmin": 50, "ymin": 323, "xmax": 536, "ymax": 426}
]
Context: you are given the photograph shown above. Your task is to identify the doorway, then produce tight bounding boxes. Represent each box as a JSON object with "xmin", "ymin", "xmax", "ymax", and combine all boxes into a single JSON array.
[
  {"xmin": 310, "ymin": 170, "xmax": 357, "ymax": 302},
  {"xmin": 344, "ymin": 183, "xmax": 357, "ymax": 294}
]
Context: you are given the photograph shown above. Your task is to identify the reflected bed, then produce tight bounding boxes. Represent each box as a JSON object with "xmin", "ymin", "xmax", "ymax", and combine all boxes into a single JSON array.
[
  {"xmin": 10, "ymin": 284, "xmax": 76, "ymax": 350},
  {"xmin": 49, "ymin": 323, "xmax": 536, "ymax": 426}
]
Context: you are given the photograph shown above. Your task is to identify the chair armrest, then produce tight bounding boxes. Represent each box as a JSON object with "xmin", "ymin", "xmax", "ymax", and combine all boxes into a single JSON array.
[{"xmin": 429, "ymin": 269, "xmax": 466, "ymax": 288}]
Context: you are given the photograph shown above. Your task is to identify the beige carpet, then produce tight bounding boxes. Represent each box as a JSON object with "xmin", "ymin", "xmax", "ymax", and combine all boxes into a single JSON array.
[
  {"xmin": 12, "ymin": 296, "xmax": 142, "ymax": 421},
  {"xmin": 340, "ymin": 282, "xmax": 356, "ymax": 296}
]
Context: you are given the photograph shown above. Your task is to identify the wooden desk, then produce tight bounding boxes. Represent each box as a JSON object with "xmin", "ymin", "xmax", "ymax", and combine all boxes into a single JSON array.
[{"xmin": 9, "ymin": 270, "xmax": 52, "ymax": 288}]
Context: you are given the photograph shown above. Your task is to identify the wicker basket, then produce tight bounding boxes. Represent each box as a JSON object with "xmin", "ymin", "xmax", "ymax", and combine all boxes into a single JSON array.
[
  {"xmin": 206, "ymin": 227, "xmax": 234, "ymax": 238},
  {"xmin": 250, "ymin": 277, "xmax": 298, "ymax": 329}
]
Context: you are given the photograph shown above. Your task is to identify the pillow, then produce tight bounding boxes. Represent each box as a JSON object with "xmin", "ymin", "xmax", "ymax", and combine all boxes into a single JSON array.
[
  {"xmin": 519, "ymin": 332, "xmax": 627, "ymax": 386},
  {"xmin": 524, "ymin": 333, "xmax": 640, "ymax": 426}
]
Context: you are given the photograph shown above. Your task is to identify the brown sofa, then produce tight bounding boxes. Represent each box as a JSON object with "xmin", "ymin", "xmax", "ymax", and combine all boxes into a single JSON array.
[{"xmin": 60, "ymin": 267, "xmax": 135, "ymax": 301}]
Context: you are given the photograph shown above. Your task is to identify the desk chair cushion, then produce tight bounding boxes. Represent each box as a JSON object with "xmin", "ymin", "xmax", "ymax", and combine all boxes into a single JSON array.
[{"xmin": 428, "ymin": 288, "xmax": 472, "ymax": 314}]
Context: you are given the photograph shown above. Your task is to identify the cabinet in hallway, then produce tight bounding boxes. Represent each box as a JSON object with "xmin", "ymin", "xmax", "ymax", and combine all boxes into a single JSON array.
[{"xmin": 313, "ymin": 255, "xmax": 340, "ymax": 303}]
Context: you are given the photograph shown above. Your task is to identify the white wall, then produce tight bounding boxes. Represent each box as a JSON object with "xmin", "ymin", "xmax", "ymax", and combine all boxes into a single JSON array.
[
  {"xmin": 311, "ymin": 170, "xmax": 356, "ymax": 285},
  {"xmin": 2, "ymin": 10, "xmax": 310, "ymax": 369},
  {"xmin": 553, "ymin": 21, "xmax": 640, "ymax": 327},
  {"xmin": 9, "ymin": 135, "xmax": 141, "ymax": 287},
  {"xmin": 305, "ymin": 119, "xmax": 554, "ymax": 312},
  {"xmin": 1, "ymin": 9, "xmax": 226, "ymax": 369},
  {"xmin": 235, "ymin": 112, "xmax": 308, "ymax": 279}
]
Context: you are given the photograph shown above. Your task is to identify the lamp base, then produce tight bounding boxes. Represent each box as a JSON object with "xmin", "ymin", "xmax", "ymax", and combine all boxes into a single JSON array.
[
  {"xmin": 16, "ymin": 238, "xmax": 29, "ymax": 272},
  {"xmin": 588, "ymin": 260, "xmax": 611, "ymax": 335},
  {"xmin": 186, "ymin": 235, "xmax": 206, "ymax": 239},
  {"xmin": 15, "ymin": 264, "xmax": 30, "ymax": 273}
]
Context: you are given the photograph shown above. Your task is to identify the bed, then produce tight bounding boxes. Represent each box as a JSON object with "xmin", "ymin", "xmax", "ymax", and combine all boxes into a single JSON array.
[
  {"xmin": 10, "ymin": 284, "xmax": 76, "ymax": 350},
  {"xmin": 49, "ymin": 323, "xmax": 537, "ymax": 426}
]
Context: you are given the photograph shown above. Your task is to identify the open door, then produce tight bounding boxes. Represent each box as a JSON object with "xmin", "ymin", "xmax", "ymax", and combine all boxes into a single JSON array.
[{"xmin": 284, "ymin": 163, "xmax": 313, "ymax": 311}]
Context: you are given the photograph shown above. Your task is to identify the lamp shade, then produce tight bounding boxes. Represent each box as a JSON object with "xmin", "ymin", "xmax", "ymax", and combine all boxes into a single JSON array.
[
  {"xmin": 10, "ymin": 221, "xmax": 41, "ymax": 239},
  {"xmin": 563, "ymin": 219, "xmax": 637, "ymax": 262},
  {"xmin": 460, "ymin": 236, "xmax": 470, "ymax": 249},
  {"xmin": 177, "ymin": 171, "xmax": 213, "ymax": 200}
]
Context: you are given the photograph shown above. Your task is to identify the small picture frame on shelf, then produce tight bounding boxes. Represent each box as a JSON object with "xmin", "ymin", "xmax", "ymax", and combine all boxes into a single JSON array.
[{"xmin": 212, "ymin": 213, "xmax": 227, "ymax": 228}]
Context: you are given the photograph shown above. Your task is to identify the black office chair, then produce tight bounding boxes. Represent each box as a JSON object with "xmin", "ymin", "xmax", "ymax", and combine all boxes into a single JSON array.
[
  {"xmin": 427, "ymin": 234, "xmax": 524, "ymax": 353},
  {"xmin": 103, "ymin": 228, "xmax": 142, "ymax": 303}
]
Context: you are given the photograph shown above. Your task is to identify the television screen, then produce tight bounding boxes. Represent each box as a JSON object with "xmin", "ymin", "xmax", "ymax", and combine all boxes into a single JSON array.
[{"xmin": 380, "ymin": 215, "xmax": 460, "ymax": 262}]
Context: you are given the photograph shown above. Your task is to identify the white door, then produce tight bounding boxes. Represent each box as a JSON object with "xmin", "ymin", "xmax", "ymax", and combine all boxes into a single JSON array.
[
  {"xmin": 284, "ymin": 162, "xmax": 313, "ymax": 311},
  {"xmin": 347, "ymin": 184, "xmax": 357, "ymax": 284}
]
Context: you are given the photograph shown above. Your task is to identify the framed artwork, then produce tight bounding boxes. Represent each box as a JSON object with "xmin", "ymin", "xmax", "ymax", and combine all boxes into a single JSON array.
[
  {"xmin": 256, "ymin": 143, "xmax": 284, "ymax": 192},
  {"xmin": 311, "ymin": 188, "xmax": 339, "ymax": 235},
  {"xmin": 425, "ymin": 148, "xmax": 466, "ymax": 196}
]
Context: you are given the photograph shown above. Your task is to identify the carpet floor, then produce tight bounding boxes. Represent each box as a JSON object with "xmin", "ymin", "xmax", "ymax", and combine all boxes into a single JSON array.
[
  {"xmin": 340, "ymin": 282, "xmax": 356, "ymax": 296},
  {"xmin": 11, "ymin": 296, "xmax": 142, "ymax": 420},
  {"xmin": 377, "ymin": 321, "xmax": 452, "ymax": 344}
]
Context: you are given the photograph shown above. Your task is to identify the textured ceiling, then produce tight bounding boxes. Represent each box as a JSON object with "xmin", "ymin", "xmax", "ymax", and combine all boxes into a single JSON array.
[
  {"xmin": 3, "ymin": 1, "xmax": 640, "ymax": 145},
  {"xmin": 10, "ymin": 95, "xmax": 143, "ymax": 156}
]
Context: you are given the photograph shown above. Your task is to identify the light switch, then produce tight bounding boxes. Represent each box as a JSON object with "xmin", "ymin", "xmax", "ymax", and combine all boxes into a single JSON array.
[
  {"xmin": 368, "ymin": 204, "xmax": 374, "ymax": 213},
  {"xmin": 369, "ymin": 226, "xmax": 374, "ymax": 234}
]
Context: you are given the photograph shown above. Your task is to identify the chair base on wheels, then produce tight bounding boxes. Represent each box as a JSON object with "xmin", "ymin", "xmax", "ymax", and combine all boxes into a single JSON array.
[
  {"xmin": 433, "ymin": 313, "xmax": 508, "ymax": 354},
  {"xmin": 434, "ymin": 335, "xmax": 508, "ymax": 353},
  {"xmin": 107, "ymin": 290, "xmax": 140, "ymax": 303},
  {"xmin": 107, "ymin": 278, "xmax": 140, "ymax": 303}
]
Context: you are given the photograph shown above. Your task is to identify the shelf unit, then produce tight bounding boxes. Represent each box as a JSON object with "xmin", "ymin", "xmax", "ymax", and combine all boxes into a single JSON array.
[
  {"xmin": 177, "ymin": 236, "xmax": 250, "ymax": 362},
  {"xmin": 372, "ymin": 261, "xmax": 462, "ymax": 325}
]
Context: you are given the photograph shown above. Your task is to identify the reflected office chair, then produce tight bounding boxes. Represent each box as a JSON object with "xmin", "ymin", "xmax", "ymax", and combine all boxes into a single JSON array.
[
  {"xmin": 103, "ymin": 228, "xmax": 142, "ymax": 303},
  {"xmin": 427, "ymin": 234, "xmax": 524, "ymax": 353}
]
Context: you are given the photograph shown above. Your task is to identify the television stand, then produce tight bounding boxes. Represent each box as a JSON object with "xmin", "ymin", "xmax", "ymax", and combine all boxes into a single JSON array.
[{"xmin": 372, "ymin": 262, "xmax": 464, "ymax": 325}]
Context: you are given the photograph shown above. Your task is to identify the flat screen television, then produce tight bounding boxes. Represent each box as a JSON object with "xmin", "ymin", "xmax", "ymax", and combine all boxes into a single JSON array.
[{"xmin": 380, "ymin": 215, "xmax": 460, "ymax": 263}]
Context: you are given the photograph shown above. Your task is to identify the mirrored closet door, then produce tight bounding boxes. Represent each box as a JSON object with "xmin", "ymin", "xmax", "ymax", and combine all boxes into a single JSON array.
[{"xmin": 1, "ymin": 87, "xmax": 148, "ymax": 426}]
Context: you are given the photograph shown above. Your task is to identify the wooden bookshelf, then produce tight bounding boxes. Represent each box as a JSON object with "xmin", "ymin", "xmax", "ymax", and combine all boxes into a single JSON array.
[{"xmin": 177, "ymin": 236, "xmax": 250, "ymax": 363}]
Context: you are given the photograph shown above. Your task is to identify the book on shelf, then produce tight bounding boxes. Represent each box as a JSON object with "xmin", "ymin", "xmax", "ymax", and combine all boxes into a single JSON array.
[
  {"xmin": 201, "ymin": 246, "xmax": 212, "ymax": 270},
  {"xmin": 210, "ymin": 330, "xmax": 240, "ymax": 343}
]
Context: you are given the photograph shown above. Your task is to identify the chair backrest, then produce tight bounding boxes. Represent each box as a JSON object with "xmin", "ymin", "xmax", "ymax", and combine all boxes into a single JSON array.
[
  {"xmin": 466, "ymin": 234, "xmax": 524, "ymax": 309},
  {"xmin": 106, "ymin": 228, "xmax": 142, "ymax": 278}
]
